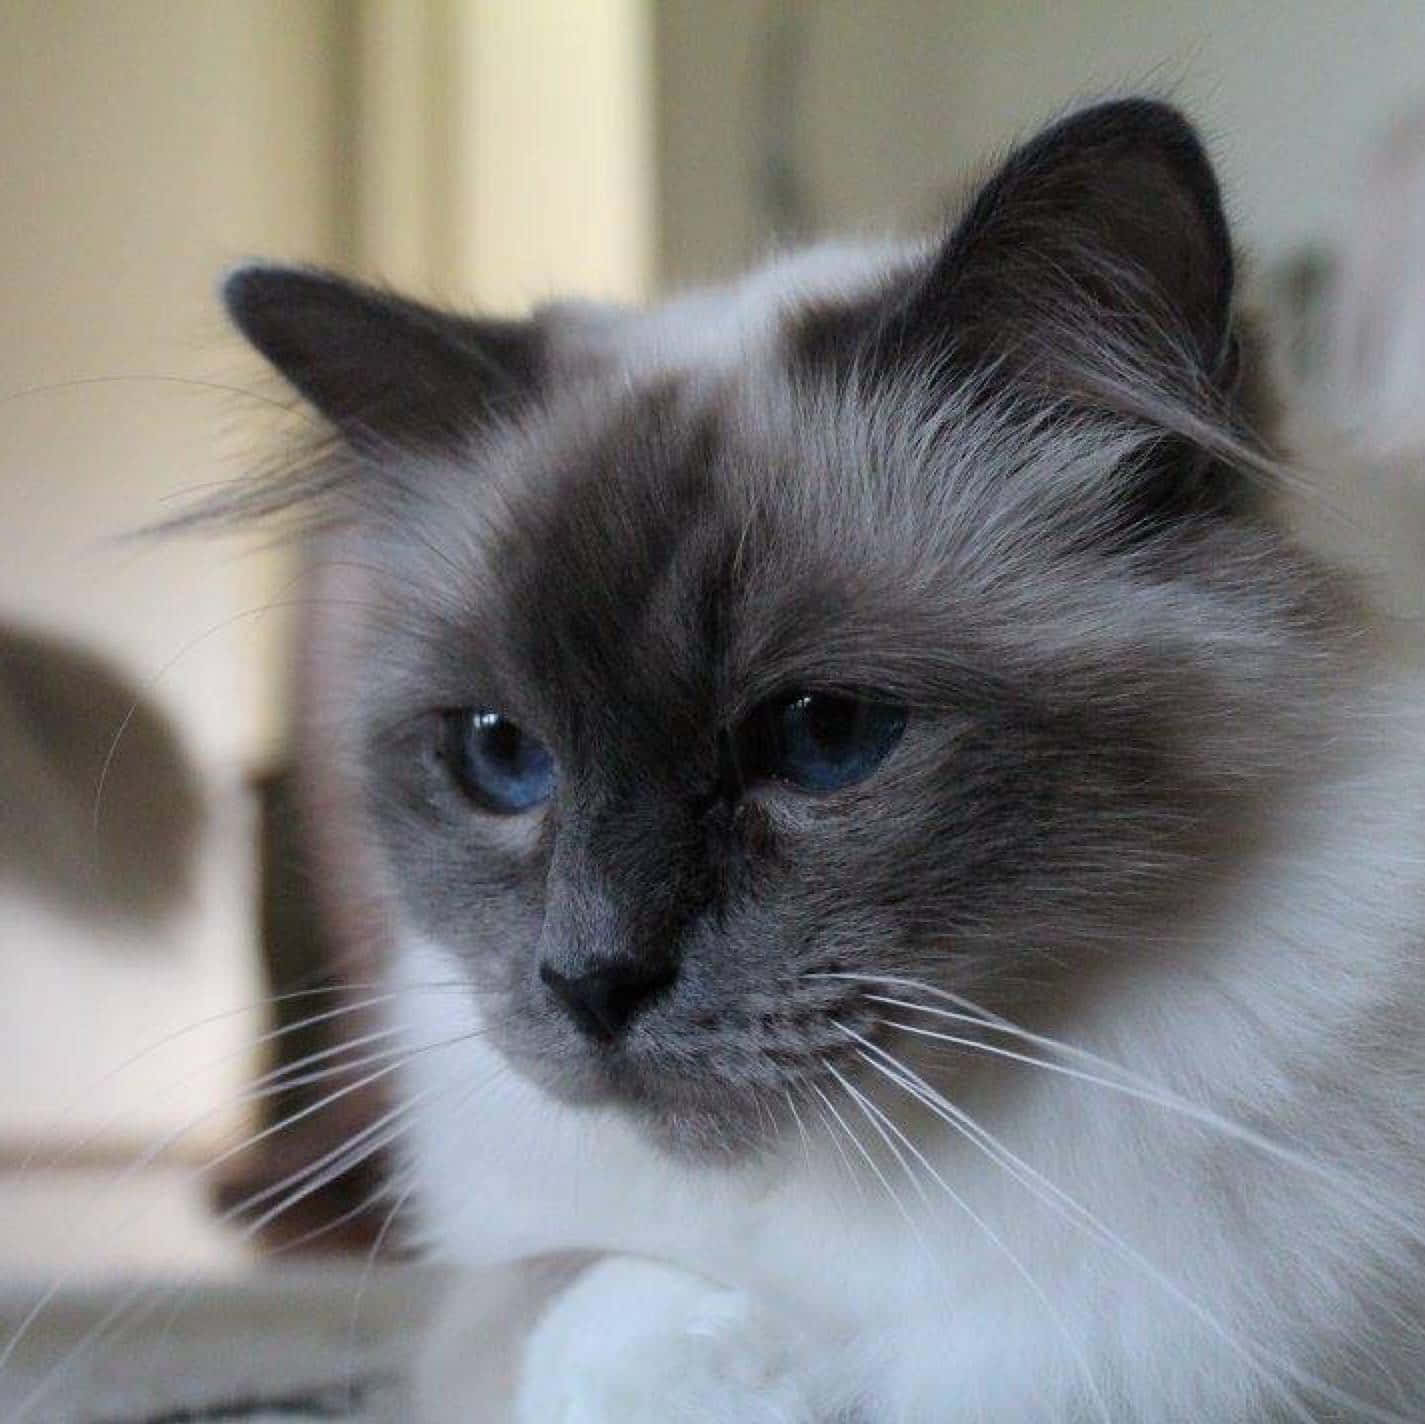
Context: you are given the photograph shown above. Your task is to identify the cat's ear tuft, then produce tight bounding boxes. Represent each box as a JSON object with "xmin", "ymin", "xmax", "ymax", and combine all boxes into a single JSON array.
[
  {"xmin": 881, "ymin": 99, "xmax": 1236, "ymax": 392},
  {"xmin": 222, "ymin": 265, "xmax": 540, "ymax": 451}
]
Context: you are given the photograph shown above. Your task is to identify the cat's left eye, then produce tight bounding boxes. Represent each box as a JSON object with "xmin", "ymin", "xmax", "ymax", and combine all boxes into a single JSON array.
[
  {"xmin": 740, "ymin": 690, "xmax": 907, "ymax": 793},
  {"xmin": 441, "ymin": 709, "xmax": 554, "ymax": 813}
]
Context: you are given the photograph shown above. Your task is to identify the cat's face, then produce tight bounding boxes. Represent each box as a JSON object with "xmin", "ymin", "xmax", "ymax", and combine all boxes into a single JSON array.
[{"xmin": 227, "ymin": 101, "xmax": 1343, "ymax": 1157}]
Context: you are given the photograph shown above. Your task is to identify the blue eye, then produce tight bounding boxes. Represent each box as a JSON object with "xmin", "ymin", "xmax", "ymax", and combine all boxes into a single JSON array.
[
  {"xmin": 746, "ymin": 691, "xmax": 907, "ymax": 793},
  {"xmin": 442, "ymin": 709, "xmax": 554, "ymax": 813}
]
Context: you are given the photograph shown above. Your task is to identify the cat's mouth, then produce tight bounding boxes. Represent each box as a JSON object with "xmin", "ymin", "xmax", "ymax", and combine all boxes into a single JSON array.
[
  {"xmin": 492, "ymin": 1036, "xmax": 769, "ymax": 1158},
  {"xmin": 493, "ymin": 977, "xmax": 879, "ymax": 1159}
]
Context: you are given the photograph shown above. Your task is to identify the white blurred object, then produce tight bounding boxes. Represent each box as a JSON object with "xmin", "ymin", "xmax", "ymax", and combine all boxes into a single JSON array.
[{"xmin": 1329, "ymin": 103, "xmax": 1425, "ymax": 458}]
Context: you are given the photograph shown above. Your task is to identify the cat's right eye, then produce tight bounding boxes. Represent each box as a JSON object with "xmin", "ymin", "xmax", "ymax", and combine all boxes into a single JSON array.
[
  {"xmin": 440, "ymin": 709, "xmax": 555, "ymax": 814},
  {"xmin": 738, "ymin": 690, "xmax": 908, "ymax": 793}
]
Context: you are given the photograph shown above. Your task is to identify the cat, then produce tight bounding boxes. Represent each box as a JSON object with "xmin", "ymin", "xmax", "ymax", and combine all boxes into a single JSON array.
[{"xmin": 222, "ymin": 98, "xmax": 1425, "ymax": 1421}]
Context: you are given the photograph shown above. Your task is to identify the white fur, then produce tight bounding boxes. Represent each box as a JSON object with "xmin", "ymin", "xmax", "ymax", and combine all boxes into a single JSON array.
[{"xmin": 544, "ymin": 239, "xmax": 921, "ymax": 382}]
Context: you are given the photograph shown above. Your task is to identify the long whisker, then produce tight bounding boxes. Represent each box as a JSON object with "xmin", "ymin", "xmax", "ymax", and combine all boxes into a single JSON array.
[
  {"xmin": 5, "ymin": 1093, "xmax": 428, "ymax": 1424},
  {"xmin": 337, "ymin": 1064, "xmax": 511, "ymax": 1412},
  {"xmin": 159, "ymin": 1061, "xmax": 515, "ymax": 1383},
  {"xmin": 809, "ymin": 1080, "xmax": 913, "ymax": 1233},
  {"xmin": 872, "ymin": 1013, "xmax": 1181, "ymax": 1108},
  {"xmin": 824, "ymin": 1053, "xmax": 1112, "ymax": 1424},
  {"xmin": 0, "ymin": 1017, "xmax": 484, "ymax": 1394},
  {"xmin": 0, "ymin": 1052, "xmax": 407, "ymax": 1383},
  {"xmin": 4, "ymin": 1046, "xmax": 502, "ymax": 1422},
  {"xmin": 810, "ymin": 1093, "xmax": 867, "ymax": 1204},
  {"xmin": 817, "ymin": 971, "xmax": 1425, "ymax": 1248},
  {"xmin": 782, "ymin": 1087, "xmax": 815, "ymax": 1178},
  {"xmin": 841, "ymin": 1024, "xmax": 1412, "ymax": 1424},
  {"xmin": 873, "ymin": 1008, "xmax": 1425, "ymax": 1253},
  {"xmin": 822, "ymin": 1065, "xmax": 931, "ymax": 1236},
  {"xmin": 12, "ymin": 982, "xmax": 467, "ymax": 1178},
  {"xmin": 343, "ymin": 1173, "xmax": 422, "ymax": 1412}
]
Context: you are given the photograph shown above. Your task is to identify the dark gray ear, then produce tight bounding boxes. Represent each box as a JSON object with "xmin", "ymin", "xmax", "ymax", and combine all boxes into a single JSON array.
[
  {"xmin": 812, "ymin": 100, "xmax": 1237, "ymax": 397},
  {"xmin": 934, "ymin": 99, "xmax": 1232, "ymax": 372},
  {"xmin": 223, "ymin": 265, "xmax": 540, "ymax": 451}
]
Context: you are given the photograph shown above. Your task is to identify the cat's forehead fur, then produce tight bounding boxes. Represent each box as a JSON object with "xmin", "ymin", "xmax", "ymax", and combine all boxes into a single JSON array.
[
  {"xmin": 374, "ymin": 254, "xmax": 1206, "ymax": 745},
  {"xmin": 539, "ymin": 239, "xmax": 926, "ymax": 382}
]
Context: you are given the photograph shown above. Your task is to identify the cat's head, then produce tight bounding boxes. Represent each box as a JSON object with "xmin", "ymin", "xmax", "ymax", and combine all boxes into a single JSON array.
[{"xmin": 227, "ymin": 100, "xmax": 1345, "ymax": 1158}]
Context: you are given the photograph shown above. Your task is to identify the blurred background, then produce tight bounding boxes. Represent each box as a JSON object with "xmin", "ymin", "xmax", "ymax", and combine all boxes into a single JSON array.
[{"xmin": 3, "ymin": 0, "xmax": 1425, "ymax": 1280}]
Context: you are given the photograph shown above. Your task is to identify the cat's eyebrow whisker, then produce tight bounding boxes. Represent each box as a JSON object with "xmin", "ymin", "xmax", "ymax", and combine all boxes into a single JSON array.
[
  {"xmin": 824, "ymin": 1050, "xmax": 1113, "ymax": 1424},
  {"xmin": 92, "ymin": 577, "xmax": 443, "ymax": 839},
  {"xmin": 93, "ymin": 594, "xmax": 370, "ymax": 836},
  {"xmin": 842, "ymin": 1026, "xmax": 1413, "ymax": 1424},
  {"xmin": 0, "ymin": 372, "xmax": 318, "ymax": 422}
]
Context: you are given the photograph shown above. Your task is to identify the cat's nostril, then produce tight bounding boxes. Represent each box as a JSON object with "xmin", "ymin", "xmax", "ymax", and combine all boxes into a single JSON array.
[{"xmin": 539, "ymin": 958, "xmax": 676, "ymax": 1041}]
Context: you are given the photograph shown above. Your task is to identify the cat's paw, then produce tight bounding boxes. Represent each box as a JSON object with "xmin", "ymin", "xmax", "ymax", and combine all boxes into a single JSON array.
[{"xmin": 512, "ymin": 1256, "xmax": 821, "ymax": 1424}]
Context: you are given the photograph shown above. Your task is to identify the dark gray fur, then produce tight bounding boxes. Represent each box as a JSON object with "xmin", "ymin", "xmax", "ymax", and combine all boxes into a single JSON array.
[
  {"xmin": 224, "ymin": 100, "xmax": 1352, "ymax": 1158},
  {"xmin": 0, "ymin": 622, "xmax": 202, "ymax": 924}
]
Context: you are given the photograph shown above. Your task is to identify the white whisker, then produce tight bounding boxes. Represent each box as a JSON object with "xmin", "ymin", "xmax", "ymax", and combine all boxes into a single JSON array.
[
  {"xmin": 809, "ymin": 1078, "xmax": 915, "ymax": 1233},
  {"xmin": 840, "ymin": 1024, "xmax": 1412, "ymax": 1424},
  {"xmin": 811, "ymin": 1095, "xmax": 867, "ymax": 1204},
  {"xmin": 815, "ymin": 971, "xmax": 1425, "ymax": 1251},
  {"xmin": 782, "ymin": 1087, "xmax": 815, "ymax": 1178},
  {"xmin": 0, "ymin": 1021, "xmax": 482, "ymax": 1402},
  {"xmin": 825, "ymin": 1051, "xmax": 1112, "ymax": 1424},
  {"xmin": 3, "ymin": 1087, "xmax": 429, "ymax": 1423}
]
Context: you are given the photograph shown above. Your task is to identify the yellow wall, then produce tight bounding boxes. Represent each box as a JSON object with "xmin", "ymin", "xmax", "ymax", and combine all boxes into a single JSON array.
[
  {"xmin": 0, "ymin": 0, "xmax": 657, "ymax": 1271},
  {"xmin": 353, "ymin": 0, "xmax": 654, "ymax": 308},
  {"xmin": 657, "ymin": 1, "xmax": 1425, "ymax": 287},
  {"xmin": 0, "ymin": 1, "xmax": 350, "ymax": 1161}
]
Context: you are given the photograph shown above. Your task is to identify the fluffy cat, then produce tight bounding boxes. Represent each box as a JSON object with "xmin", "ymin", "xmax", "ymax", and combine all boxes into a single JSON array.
[{"xmin": 224, "ymin": 100, "xmax": 1425, "ymax": 1421}]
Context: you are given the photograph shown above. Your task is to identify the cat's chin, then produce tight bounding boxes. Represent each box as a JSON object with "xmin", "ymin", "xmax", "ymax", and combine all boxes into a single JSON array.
[{"xmin": 498, "ymin": 1035, "xmax": 782, "ymax": 1163}]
